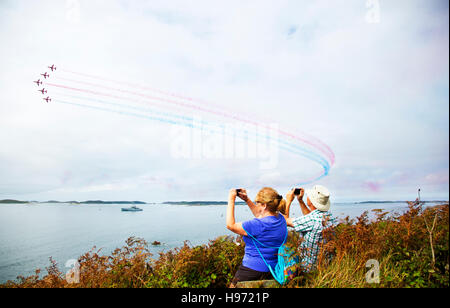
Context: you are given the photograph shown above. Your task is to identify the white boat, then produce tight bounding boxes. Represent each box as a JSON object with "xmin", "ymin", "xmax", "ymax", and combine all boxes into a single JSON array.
[{"xmin": 121, "ymin": 205, "xmax": 143, "ymax": 212}]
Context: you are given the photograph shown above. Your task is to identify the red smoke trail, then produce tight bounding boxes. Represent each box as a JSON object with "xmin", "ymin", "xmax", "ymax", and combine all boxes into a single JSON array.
[
  {"xmin": 53, "ymin": 77, "xmax": 181, "ymax": 113},
  {"xmin": 48, "ymin": 80, "xmax": 240, "ymax": 120},
  {"xmin": 60, "ymin": 69, "xmax": 334, "ymax": 163},
  {"xmin": 61, "ymin": 68, "xmax": 201, "ymax": 104},
  {"xmin": 52, "ymin": 97, "xmax": 331, "ymax": 177},
  {"xmin": 45, "ymin": 82, "xmax": 215, "ymax": 116},
  {"xmin": 48, "ymin": 80, "xmax": 331, "ymax": 174},
  {"xmin": 54, "ymin": 73, "xmax": 335, "ymax": 166},
  {"xmin": 46, "ymin": 83, "xmax": 196, "ymax": 122},
  {"xmin": 60, "ymin": 68, "xmax": 278, "ymax": 133}
]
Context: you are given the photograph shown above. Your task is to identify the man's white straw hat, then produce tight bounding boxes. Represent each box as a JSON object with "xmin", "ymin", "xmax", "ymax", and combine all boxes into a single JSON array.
[{"xmin": 306, "ymin": 185, "xmax": 331, "ymax": 212}]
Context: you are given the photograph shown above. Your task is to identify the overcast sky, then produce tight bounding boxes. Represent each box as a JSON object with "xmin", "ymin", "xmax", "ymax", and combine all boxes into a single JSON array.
[{"xmin": 0, "ymin": 0, "xmax": 448, "ymax": 202}]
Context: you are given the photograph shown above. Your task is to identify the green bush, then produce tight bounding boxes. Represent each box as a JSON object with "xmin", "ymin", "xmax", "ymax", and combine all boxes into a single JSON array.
[{"xmin": 2, "ymin": 203, "xmax": 448, "ymax": 288}]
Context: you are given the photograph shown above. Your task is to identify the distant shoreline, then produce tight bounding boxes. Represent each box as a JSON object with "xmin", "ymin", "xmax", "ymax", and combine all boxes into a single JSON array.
[
  {"xmin": 0, "ymin": 200, "xmax": 247, "ymax": 205},
  {"xmin": 0, "ymin": 199, "xmax": 146, "ymax": 205},
  {"xmin": 0, "ymin": 199, "xmax": 448, "ymax": 205},
  {"xmin": 353, "ymin": 200, "xmax": 448, "ymax": 204}
]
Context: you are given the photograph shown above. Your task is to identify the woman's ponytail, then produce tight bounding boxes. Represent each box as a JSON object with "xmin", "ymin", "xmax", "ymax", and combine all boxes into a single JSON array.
[
  {"xmin": 256, "ymin": 187, "xmax": 286, "ymax": 214},
  {"xmin": 277, "ymin": 198, "xmax": 287, "ymax": 215}
]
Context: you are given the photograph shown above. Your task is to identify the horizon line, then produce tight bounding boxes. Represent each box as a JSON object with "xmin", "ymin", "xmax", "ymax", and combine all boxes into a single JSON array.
[{"xmin": 1, "ymin": 198, "xmax": 449, "ymax": 204}]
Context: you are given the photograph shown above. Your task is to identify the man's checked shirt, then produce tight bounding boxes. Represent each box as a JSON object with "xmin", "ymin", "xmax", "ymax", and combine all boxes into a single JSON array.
[{"xmin": 292, "ymin": 210, "xmax": 336, "ymax": 271}]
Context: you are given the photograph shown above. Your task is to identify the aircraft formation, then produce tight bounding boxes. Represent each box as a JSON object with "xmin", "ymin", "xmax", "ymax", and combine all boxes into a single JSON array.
[{"xmin": 34, "ymin": 64, "xmax": 55, "ymax": 103}]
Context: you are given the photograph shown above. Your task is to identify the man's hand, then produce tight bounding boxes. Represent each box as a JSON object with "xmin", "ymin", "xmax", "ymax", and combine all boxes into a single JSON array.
[{"xmin": 297, "ymin": 188, "xmax": 305, "ymax": 201}]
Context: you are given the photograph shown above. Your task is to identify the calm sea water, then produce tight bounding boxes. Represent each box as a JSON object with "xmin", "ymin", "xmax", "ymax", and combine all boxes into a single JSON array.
[{"xmin": 0, "ymin": 201, "xmax": 435, "ymax": 283}]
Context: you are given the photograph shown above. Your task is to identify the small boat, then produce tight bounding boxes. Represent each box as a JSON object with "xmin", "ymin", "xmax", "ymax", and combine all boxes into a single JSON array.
[{"xmin": 121, "ymin": 205, "xmax": 143, "ymax": 212}]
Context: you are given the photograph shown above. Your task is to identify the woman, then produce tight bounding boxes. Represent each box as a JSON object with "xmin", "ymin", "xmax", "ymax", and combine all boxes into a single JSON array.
[{"xmin": 226, "ymin": 187, "xmax": 288, "ymax": 287}]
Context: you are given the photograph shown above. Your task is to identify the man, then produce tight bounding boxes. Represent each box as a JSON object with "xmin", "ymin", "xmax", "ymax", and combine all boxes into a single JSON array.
[{"xmin": 284, "ymin": 185, "xmax": 336, "ymax": 272}]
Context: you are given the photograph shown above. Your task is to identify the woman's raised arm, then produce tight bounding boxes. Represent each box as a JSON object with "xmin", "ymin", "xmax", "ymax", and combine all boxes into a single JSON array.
[
  {"xmin": 236, "ymin": 189, "xmax": 259, "ymax": 217},
  {"xmin": 226, "ymin": 189, "xmax": 247, "ymax": 236},
  {"xmin": 284, "ymin": 189, "xmax": 296, "ymax": 217},
  {"xmin": 280, "ymin": 189, "xmax": 295, "ymax": 227}
]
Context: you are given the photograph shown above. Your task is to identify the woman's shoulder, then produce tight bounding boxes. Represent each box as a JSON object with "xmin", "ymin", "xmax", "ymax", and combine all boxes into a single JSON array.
[
  {"xmin": 245, "ymin": 217, "xmax": 263, "ymax": 224},
  {"xmin": 245, "ymin": 215, "xmax": 285, "ymax": 230},
  {"xmin": 259, "ymin": 214, "xmax": 286, "ymax": 229},
  {"xmin": 242, "ymin": 217, "xmax": 264, "ymax": 235}
]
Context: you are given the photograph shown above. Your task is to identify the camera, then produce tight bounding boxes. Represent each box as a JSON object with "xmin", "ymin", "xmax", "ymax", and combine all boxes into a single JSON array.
[{"xmin": 294, "ymin": 188, "xmax": 301, "ymax": 195}]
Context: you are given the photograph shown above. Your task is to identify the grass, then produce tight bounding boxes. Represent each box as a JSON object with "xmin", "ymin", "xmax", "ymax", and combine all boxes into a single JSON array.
[{"xmin": 1, "ymin": 202, "xmax": 448, "ymax": 288}]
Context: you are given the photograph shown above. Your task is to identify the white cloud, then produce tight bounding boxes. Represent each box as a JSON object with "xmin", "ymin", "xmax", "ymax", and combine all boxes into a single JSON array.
[{"xmin": 0, "ymin": 0, "xmax": 448, "ymax": 201}]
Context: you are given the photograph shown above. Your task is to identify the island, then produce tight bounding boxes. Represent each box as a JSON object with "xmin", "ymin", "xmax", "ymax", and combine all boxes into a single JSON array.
[
  {"xmin": 0, "ymin": 199, "xmax": 147, "ymax": 204},
  {"xmin": 0, "ymin": 199, "xmax": 29, "ymax": 204}
]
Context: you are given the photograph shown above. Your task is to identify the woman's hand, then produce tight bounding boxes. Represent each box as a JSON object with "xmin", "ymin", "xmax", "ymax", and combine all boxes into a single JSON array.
[
  {"xmin": 286, "ymin": 189, "xmax": 296, "ymax": 204},
  {"xmin": 236, "ymin": 189, "xmax": 249, "ymax": 202},
  {"xmin": 228, "ymin": 188, "xmax": 237, "ymax": 201},
  {"xmin": 227, "ymin": 189, "xmax": 247, "ymax": 236},
  {"xmin": 282, "ymin": 189, "xmax": 296, "ymax": 218}
]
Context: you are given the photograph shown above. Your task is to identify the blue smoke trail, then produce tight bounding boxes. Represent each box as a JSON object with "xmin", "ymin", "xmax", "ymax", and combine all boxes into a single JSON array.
[
  {"xmin": 52, "ymin": 93, "xmax": 330, "ymax": 173},
  {"xmin": 52, "ymin": 98, "xmax": 330, "ymax": 178}
]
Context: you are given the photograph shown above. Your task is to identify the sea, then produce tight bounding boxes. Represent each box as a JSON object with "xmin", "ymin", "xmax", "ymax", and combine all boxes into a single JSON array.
[{"xmin": 0, "ymin": 200, "xmax": 443, "ymax": 283}]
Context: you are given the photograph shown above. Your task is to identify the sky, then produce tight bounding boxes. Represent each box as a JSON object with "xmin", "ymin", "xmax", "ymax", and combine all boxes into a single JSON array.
[{"xmin": 0, "ymin": 0, "xmax": 448, "ymax": 202}]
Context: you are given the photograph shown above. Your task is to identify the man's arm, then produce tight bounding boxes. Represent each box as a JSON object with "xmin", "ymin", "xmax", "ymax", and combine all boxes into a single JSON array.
[
  {"xmin": 297, "ymin": 188, "xmax": 312, "ymax": 215},
  {"xmin": 299, "ymin": 199, "xmax": 312, "ymax": 215}
]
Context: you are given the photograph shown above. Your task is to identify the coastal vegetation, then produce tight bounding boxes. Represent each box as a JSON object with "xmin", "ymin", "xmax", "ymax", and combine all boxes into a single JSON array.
[{"xmin": 1, "ymin": 202, "xmax": 448, "ymax": 288}]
